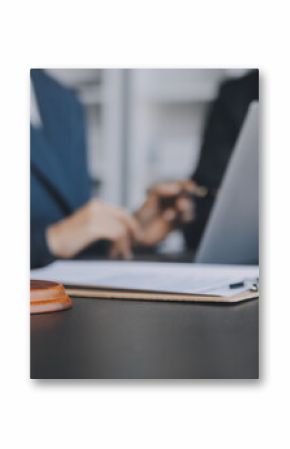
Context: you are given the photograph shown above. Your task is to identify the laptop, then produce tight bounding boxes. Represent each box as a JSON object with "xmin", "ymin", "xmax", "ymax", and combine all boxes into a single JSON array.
[{"xmin": 195, "ymin": 102, "xmax": 259, "ymax": 264}]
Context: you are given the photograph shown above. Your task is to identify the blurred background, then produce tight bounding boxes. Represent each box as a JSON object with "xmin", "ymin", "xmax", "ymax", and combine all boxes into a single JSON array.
[
  {"xmin": 31, "ymin": 68, "xmax": 248, "ymax": 253},
  {"xmin": 31, "ymin": 69, "xmax": 247, "ymax": 206}
]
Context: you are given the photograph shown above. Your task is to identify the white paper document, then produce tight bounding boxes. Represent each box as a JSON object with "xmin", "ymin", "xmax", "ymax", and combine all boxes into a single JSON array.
[{"xmin": 31, "ymin": 260, "xmax": 259, "ymax": 297}]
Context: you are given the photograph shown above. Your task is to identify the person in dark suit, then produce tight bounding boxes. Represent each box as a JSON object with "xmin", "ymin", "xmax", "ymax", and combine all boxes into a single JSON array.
[
  {"xmin": 135, "ymin": 70, "xmax": 259, "ymax": 249},
  {"xmin": 31, "ymin": 70, "xmax": 139, "ymax": 268}
]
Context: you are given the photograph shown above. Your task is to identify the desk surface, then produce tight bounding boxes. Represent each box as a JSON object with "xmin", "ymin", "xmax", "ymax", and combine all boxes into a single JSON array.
[{"xmin": 31, "ymin": 296, "xmax": 258, "ymax": 379}]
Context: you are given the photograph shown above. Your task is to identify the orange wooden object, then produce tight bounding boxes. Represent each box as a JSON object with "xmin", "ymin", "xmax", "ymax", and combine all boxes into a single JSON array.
[{"xmin": 30, "ymin": 280, "xmax": 72, "ymax": 314}]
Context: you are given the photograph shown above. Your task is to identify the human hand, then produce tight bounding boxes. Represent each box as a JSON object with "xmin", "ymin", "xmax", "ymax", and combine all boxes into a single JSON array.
[
  {"xmin": 46, "ymin": 198, "xmax": 140, "ymax": 260},
  {"xmin": 135, "ymin": 179, "xmax": 206, "ymax": 247}
]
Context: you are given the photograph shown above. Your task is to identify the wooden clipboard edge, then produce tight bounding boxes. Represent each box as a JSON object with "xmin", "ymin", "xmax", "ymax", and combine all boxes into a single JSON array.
[{"xmin": 65, "ymin": 287, "xmax": 259, "ymax": 304}]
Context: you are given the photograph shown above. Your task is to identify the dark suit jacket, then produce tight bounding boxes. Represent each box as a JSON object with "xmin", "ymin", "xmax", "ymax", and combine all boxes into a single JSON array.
[
  {"xmin": 184, "ymin": 69, "xmax": 259, "ymax": 249},
  {"xmin": 30, "ymin": 70, "xmax": 91, "ymax": 268}
]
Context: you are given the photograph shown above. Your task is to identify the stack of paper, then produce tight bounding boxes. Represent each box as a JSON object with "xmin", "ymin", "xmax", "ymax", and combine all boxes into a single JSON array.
[{"xmin": 31, "ymin": 260, "xmax": 259, "ymax": 303}]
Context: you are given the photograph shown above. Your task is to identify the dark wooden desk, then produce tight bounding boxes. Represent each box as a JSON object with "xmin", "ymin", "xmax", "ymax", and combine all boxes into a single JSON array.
[{"xmin": 31, "ymin": 296, "xmax": 258, "ymax": 379}]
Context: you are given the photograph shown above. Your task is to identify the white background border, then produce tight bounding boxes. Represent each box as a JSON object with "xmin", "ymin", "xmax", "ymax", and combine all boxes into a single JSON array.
[{"xmin": 1, "ymin": 1, "xmax": 289, "ymax": 448}]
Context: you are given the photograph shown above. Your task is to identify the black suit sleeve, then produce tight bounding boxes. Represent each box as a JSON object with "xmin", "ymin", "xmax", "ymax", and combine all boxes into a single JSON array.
[
  {"xmin": 183, "ymin": 70, "xmax": 259, "ymax": 249},
  {"xmin": 192, "ymin": 83, "xmax": 239, "ymax": 189}
]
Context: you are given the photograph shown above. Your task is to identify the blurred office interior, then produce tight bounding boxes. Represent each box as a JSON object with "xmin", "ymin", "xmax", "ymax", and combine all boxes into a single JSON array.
[{"xmin": 31, "ymin": 68, "xmax": 246, "ymax": 252}]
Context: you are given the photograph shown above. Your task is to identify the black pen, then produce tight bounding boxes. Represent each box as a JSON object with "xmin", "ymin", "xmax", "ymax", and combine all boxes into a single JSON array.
[
  {"xmin": 229, "ymin": 278, "xmax": 259, "ymax": 290},
  {"xmin": 229, "ymin": 281, "xmax": 245, "ymax": 289}
]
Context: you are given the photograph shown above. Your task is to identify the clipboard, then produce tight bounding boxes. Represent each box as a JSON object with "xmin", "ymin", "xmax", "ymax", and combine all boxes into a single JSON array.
[
  {"xmin": 65, "ymin": 286, "xmax": 259, "ymax": 303},
  {"xmin": 31, "ymin": 260, "xmax": 259, "ymax": 304}
]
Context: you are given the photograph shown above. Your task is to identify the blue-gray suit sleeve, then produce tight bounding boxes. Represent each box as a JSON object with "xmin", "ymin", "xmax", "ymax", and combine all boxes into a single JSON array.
[{"xmin": 30, "ymin": 225, "xmax": 55, "ymax": 269}]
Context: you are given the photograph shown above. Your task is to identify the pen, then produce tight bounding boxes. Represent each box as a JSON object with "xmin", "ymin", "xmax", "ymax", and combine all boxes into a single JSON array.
[
  {"xmin": 229, "ymin": 278, "xmax": 259, "ymax": 290},
  {"xmin": 229, "ymin": 281, "xmax": 245, "ymax": 289}
]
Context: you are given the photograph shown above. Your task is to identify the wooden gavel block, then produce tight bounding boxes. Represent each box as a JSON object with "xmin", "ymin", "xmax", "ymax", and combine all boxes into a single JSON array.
[{"xmin": 30, "ymin": 280, "xmax": 72, "ymax": 314}]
